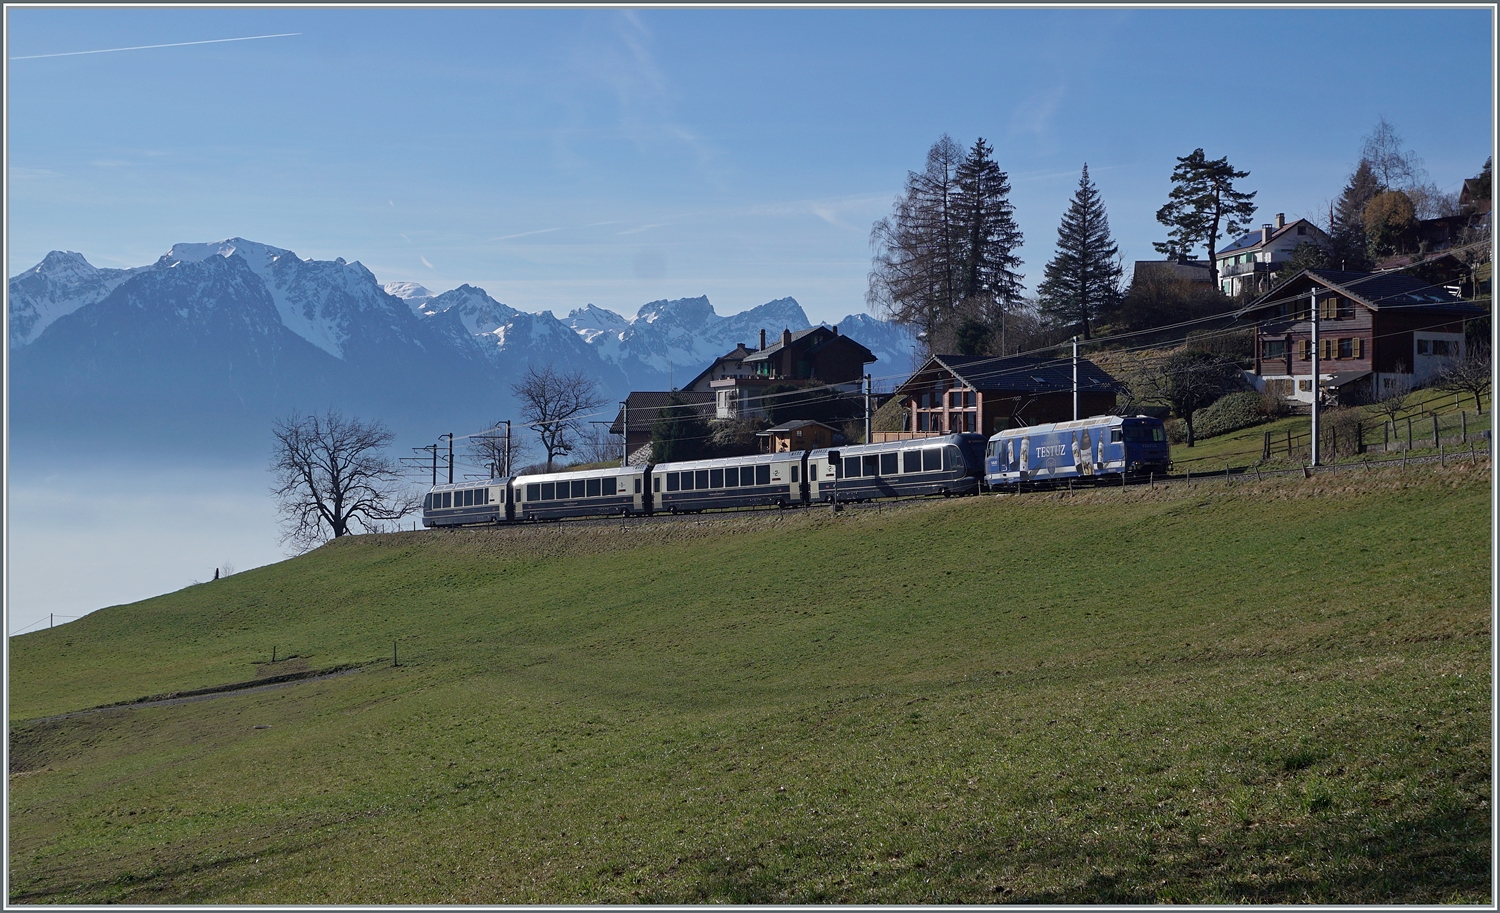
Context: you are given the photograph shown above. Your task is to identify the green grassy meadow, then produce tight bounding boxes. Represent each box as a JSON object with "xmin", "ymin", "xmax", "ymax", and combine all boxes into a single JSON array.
[{"xmin": 8, "ymin": 461, "xmax": 1492, "ymax": 903}]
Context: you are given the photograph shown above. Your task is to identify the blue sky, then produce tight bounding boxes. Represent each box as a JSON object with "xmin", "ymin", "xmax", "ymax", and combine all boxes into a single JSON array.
[{"xmin": 8, "ymin": 6, "xmax": 1494, "ymax": 327}]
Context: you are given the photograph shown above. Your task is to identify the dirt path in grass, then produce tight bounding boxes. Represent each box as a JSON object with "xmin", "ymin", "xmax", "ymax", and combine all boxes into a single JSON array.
[{"xmin": 24, "ymin": 665, "xmax": 366, "ymax": 724}]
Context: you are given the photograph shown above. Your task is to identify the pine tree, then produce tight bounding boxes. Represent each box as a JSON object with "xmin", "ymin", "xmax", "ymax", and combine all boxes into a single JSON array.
[
  {"xmin": 1037, "ymin": 164, "xmax": 1122, "ymax": 340},
  {"xmin": 1153, "ymin": 148, "xmax": 1257, "ymax": 289}
]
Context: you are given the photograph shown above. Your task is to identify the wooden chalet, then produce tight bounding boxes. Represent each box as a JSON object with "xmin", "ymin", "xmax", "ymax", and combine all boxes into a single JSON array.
[
  {"xmin": 608, "ymin": 391, "xmax": 715, "ymax": 465},
  {"xmin": 880, "ymin": 353, "xmax": 1121, "ymax": 441},
  {"xmin": 756, "ymin": 419, "xmax": 840, "ymax": 453},
  {"xmin": 1237, "ymin": 269, "xmax": 1485, "ymax": 405}
]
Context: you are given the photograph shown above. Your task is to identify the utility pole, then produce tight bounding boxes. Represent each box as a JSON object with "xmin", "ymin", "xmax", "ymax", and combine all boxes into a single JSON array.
[
  {"xmin": 1072, "ymin": 336, "xmax": 1080, "ymax": 421},
  {"xmin": 1310, "ymin": 289, "xmax": 1321, "ymax": 467},
  {"xmin": 504, "ymin": 420, "xmax": 512, "ymax": 478},
  {"xmin": 439, "ymin": 433, "xmax": 454, "ymax": 484},
  {"xmin": 620, "ymin": 400, "xmax": 629, "ymax": 467},
  {"xmin": 864, "ymin": 374, "xmax": 872, "ymax": 444}
]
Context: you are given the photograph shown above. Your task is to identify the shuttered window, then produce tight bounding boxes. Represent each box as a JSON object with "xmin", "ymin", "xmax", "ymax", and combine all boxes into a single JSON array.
[{"xmin": 1300, "ymin": 339, "xmax": 1312, "ymax": 360}]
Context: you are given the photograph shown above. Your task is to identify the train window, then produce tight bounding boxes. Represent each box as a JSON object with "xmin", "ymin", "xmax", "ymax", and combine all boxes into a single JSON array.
[
  {"xmin": 1111, "ymin": 429, "xmax": 1123, "ymax": 443},
  {"xmin": 755, "ymin": 464, "xmax": 771, "ymax": 486},
  {"xmin": 633, "ymin": 479, "xmax": 640, "ymax": 494},
  {"xmin": 809, "ymin": 464, "xmax": 818, "ymax": 481},
  {"xmin": 572, "ymin": 480, "xmax": 586, "ymax": 499},
  {"xmin": 863, "ymin": 454, "xmax": 879, "ymax": 477},
  {"xmin": 943, "ymin": 446, "xmax": 959, "ymax": 471},
  {"xmin": 461, "ymin": 489, "xmax": 472, "ymax": 507},
  {"xmin": 880, "ymin": 452, "xmax": 898, "ymax": 475},
  {"xmin": 541, "ymin": 482, "xmax": 555, "ymax": 500},
  {"xmin": 844, "ymin": 456, "xmax": 860, "ymax": 477},
  {"xmin": 683, "ymin": 471, "xmax": 696, "ymax": 491},
  {"xmin": 710, "ymin": 468, "xmax": 724, "ymax": 489},
  {"xmin": 423, "ymin": 494, "xmax": 431, "ymax": 510},
  {"xmin": 904, "ymin": 450, "xmax": 921, "ymax": 473},
  {"xmin": 441, "ymin": 492, "xmax": 452, "ymax": 508},
  {"xmin": 922, "ymin": 448, "xmax": 941, "ymax": 472},
  {"xmin": 1124, "ymin": 426, "xmax": 1165, "ymax": 443},
  {"xmin": 603, "ymin": 477, "xmax": 617, "ymax": 497},
  {"xmin": 695, "ymin": 470, "xmax": 710, "ymax": 490},
  {"xmin": 526, "ymin": 484, "xmax": 540, "ymax": 501},
  {"xmin": 586, "ymin": 478, "xmax": 601, "ymax": 498},
  {"xmin": 725, "ymin": 466, "xmax": 739, "ymax": 487},
  {"xmin": 791, "ymin": 464, "xmax": 799, "ymax": 484},
  {"xmin": 653, "ymin": 477, "xmax": 660, "ymax": 493},
  {"xmin": 666, "ymin": 473, "xmax": 680, "ymax": 492}
]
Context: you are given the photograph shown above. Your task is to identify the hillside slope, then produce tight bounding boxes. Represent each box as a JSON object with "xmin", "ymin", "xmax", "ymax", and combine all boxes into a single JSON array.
[{"xmin": 9, "ymin": 464, "xmax": 1491, "ymax": 903}]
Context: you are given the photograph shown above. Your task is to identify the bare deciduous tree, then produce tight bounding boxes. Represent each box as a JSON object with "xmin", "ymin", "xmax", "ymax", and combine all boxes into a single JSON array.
[
  {"xmin": 1432, "ymin": 343, "xmax": 1492, "ymax": 413},
  {"xmin": 271, "ymin": 410, "xmax": 418, "ymax": 552},
  {"xmin": 465, "ymin": 421, "xmax": 532, "ymax": 478},
  {"xmin": 1132, "ymin": 348, "xmax": 1243, "ymax": 447},
  {"xmin": 511, "ymin": 364, "xmax": 606, "ymax": 471},
  {"xmin": 1366, "ymin": 362, "xmax": 1413, "ymax": 436}
]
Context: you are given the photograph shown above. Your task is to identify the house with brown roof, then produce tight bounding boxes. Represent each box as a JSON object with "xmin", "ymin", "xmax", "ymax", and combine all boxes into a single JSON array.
[
  {"xmin": 608, "ymin": 390, "xmax": 714, "ymax": 465},
  {"xmin": 713, "ymin": 326, "xmax": 877, "ymax": 421},
  {"xmin": 881, "ymin": 353, "xmax": 1121, "ymax": 441},
  {"xmin": 1237, "ymin": 268, "xmax": 1485, "ymax": 405}
]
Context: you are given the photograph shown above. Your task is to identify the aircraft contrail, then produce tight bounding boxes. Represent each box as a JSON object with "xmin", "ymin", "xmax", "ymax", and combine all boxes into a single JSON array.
[{"xmin": 11, "ymin": 32, "xmax": 301, "ymax": 60}]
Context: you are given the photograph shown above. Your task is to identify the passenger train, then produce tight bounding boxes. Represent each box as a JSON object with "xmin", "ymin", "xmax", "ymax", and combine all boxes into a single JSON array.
[
  {"xmin": 422, "ymin": 418, "xmax": 1168, "ymax": 528},
  {"xmin": 422, "ymin": 433, "xmax": 986, "ymax": 527}
]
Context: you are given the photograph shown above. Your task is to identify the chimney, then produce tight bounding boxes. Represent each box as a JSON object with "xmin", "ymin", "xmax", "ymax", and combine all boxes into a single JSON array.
[
  {"xmin": 1261, "ymin": 224, "xmax": 1272, "ymax": 245},
  {"xmin": 759, "ymin": 329, "xmax": 766, "ymax": 350},
  {"xmin": 1275, "ymin": 213, "xmax": 1285, "ymax": 230},
  {"xmin": 782, "ymin": 328, "xmax": 792, "ymax": 348},
  {"xmin": 832, "ymin": 324, "xmax": 838, "ymax": 336}
]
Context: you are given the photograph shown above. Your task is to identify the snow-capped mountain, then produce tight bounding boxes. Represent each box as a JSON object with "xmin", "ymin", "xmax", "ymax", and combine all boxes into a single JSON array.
[
  {"xmin": 7, "ymin": 251, "xmax": 137, "ymax": 348},
  {"xmin": 9, "ymin": 238, "xmax": 914, "ymax": 456}
]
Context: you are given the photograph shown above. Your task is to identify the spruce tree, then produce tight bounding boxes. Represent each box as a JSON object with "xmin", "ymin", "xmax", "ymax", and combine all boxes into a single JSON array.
[
  {"xmin": 1328, "ymin": 158, "xmax": 1383, "ymax": 271},
  {"xmin": 869, "ymin": 136, "xmax": 1022, "ymax": 352},
  {"xmin": 1037, "ymin": 164, "xmax": 1122, "ymax": 340}
]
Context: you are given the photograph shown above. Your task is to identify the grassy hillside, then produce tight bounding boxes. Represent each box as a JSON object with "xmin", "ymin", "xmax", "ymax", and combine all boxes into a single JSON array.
[{"xmin": 9, "ymin": 462, "xmax": 1491, "ymax": 903}]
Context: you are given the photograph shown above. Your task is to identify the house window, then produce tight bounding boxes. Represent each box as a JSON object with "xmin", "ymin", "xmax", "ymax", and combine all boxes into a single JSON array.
[
  {"xmin": 1297, "ymin": 225, "xmax": 1306, "ymax": 235},
  {"xmin": 1338, "ymin": 338, "xmax": 1353, "ymax": 359},
  {"xmin": 1318, "ymin": 296, "xmax": 1338, "ymax": 320},
  {"xmin": 1262, "ymin": 339, "xmax": 1286, "ymax": 359},
  {"xmin": 1300, "ymin": 339, "xmax": 1312, "ymax": 361},
  {"xmin": 1298, "ymin": 379, "xmax": 1313, "ymax": 392}
]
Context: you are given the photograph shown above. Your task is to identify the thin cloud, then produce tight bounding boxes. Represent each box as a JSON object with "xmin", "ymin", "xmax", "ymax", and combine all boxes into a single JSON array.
[
  {"xmin": 11, "ymin": 32, "xmax": 301, "ymax": 60},
  {"xmin": 617, "ymin": 223, "xmax": 667, "ymax": 235},
  {"xmin": 420, "ymin": 256, "xmax": 434, "ymax": 269},
  {"xmin": 488, "ymin": 228, "xmax": 563, "ymax": 242}
]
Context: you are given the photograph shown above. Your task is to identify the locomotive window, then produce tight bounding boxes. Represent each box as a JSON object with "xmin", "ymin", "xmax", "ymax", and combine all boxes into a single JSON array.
[
  {"xmin": 586, "ymin": 478, "xmax": 601, "ymax": 498},
  {"xmin": 423, "ymin": 494, "xmax": 431, "ymax": 510},
  {"xmin": 923, "ymin": 448, "xmax": 941, "ymax": 472},
  {"xmin": 844, "ymin": 456, "xmax": 860, "ymax": 477},
  {"xmin": 1111, "ymin": 430, "xmax": 1123, "ymax": 444},
  {"xmin": 725, "ymin": 466, "xmax": 739, "ymax": 487},
  {"xmin": 695, "ymin": 470, "xmax": 710, "ymax": 490},
  {"xmin": 526, "ymin": 484, "xmax": 540, "ymax": 501},
  {"xmin": 710, "ymin": 468, "xmax": 724, "ymax": 489},
  {"xmin": 666, "ymin": 473, "xmax": 680, "ymax": 492},
  {"xmin": 904, "ymin": 450, "xmax": 921, "ymax": 473},
  {"xmin": 572, "ymin": 480, "xmax": 586, "ymax": 499},
  {"xmin": 880, "ymin": 452, "xmax": 898, "ymax": 475},
  {"xmin": 541, "ymin": 482, "xmax": 555, "ymax": 500},
  {"xmin": 943, "ymin": 446, "xmax": 959, "ymax": 471},
  {"xmin": 755, "ymin": 464, "xmax": 771, "ymax": 486},
  {"xmin": 863, "ymin": 454, "xmax": 879, "ymax": 477},
  {"xmin": 603, "ymin": 477, "xmax": 617, "ymax": 497}
]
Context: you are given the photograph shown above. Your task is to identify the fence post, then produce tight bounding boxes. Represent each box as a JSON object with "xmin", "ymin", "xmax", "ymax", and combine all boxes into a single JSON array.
[
  {"xmin": 1356, "ymin": 421, "xmax": 1363, "ymax": 454},
  {"xmin": 1384, "ymin": 420, "xmax": 1389, "ymax": 451},
  {"xmin": 1406, "ymin": 416, "xmax": 1413, "ymax": 449},
  {"xmin": 1287, "ymin": 428, "xmax": 1293, "ymax": 458},
  {"xmin": 1462, "ymin": 411, "xmax": 1467, "ymax": 444},
  {"xmin": 1432, "ymin": 413, "xmax": 1440, "ymax": 448},
  {"xmin": 1263, "ymin": 431, "xmax": 1271, "ymax": 461}
]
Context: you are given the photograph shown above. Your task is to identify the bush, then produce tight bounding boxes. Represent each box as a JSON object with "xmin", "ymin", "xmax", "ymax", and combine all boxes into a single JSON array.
[{"xmin": 1192, "ymin": 391, "xmax": 1284, "ymax": 440}]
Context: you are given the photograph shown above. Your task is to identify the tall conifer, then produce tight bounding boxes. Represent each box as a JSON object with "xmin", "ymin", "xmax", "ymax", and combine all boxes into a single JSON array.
[{"xmin": 1037, "ymin": 164, "xmax": 1122, "ymax": 340}]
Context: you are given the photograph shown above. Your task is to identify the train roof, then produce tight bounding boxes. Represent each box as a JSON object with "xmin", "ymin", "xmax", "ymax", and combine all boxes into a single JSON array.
[
  {"xmin": 987, "ymin": 415, "xmax": 1158, "ymax": 440},
  {"xmin": 653, "ymin": 450, "xmax": 803, "ymax": 472},
  {"xmin": 426, "ymin": 477, "xmax": 508, "ymax": 493},
  {"xmin": 811, "ymin": 433, "xmax": 983, "ymax": 458},
  {"xmin": 513, "ymin": 465, "xmax": 644, "ymax": 485}
]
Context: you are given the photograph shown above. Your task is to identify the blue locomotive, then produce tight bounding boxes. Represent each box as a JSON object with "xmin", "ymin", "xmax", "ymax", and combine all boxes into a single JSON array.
[
  {"xmin": 983, "ymin": 415, "xmax": 1170, "ymax": 487},
  {"xmin": 421, "ymin": 433, "xmax": 987, "ymax": 527}
]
